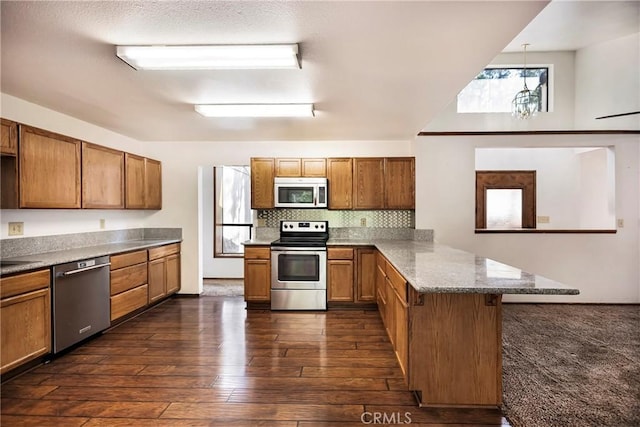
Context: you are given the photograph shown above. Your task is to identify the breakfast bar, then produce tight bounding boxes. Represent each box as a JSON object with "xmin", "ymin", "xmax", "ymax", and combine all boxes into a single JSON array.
[{"xmin": 370, "ymin": 240, "xmax": 579, "ymax": 408}]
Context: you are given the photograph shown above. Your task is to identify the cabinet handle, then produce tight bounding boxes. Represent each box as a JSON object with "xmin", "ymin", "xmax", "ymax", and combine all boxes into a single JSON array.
[{"xmin": 58, "ymin": 263, "xmax": 110, "ymax": 277}]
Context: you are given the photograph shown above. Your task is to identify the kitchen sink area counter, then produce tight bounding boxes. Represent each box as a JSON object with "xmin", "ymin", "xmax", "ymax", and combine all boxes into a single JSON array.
[{"xmin": 0, "ymin": 228, "xmax": 181, "ymax": 276}]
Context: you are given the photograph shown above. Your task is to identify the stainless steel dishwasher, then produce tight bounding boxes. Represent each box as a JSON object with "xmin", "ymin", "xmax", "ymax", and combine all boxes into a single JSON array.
[{"xmin": 52, "ymin": 256, "xmax": 111, "ymax": 353}]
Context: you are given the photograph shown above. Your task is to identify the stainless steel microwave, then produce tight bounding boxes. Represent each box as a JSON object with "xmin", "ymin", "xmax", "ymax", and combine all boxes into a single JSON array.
[{"xmin": 274, "ymin": 177, "xmax": 328, "ymax": 208}]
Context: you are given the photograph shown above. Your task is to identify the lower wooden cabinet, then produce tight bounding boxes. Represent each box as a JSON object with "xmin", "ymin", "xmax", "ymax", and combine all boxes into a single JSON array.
[
  {"xmin": 244, "ymin": 246, "xmax": 271, "ymax": 302},
  {"xmin": 0, "ymin": 269, "xmax": 51, "ymax": 374},
  {"xmin": 327, "ymin": 248, "xmax": 354, "ymax": 302},
  {"xmin": 110, "ymin": 250, "xmax": 148, "ymax": 321},
  {"xmin": 148, "ymin": 243, "xmax": 181, "ymax": 304},
  {"xmin": 356, "ymin": 248, "xmax": 376, "ymax": 303},
  {"xmin": 376, "ymin": 251, "xmax": 408, "ymax": 378},
  {"xmin": 110, "ymin": 244, "xmax": 180, "ymax": 322}
]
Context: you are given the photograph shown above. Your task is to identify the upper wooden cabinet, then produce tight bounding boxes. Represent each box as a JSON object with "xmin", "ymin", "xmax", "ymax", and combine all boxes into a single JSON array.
[
  {"xmin": 82, "ymin": 142, "xmax": 125, "ymax": 209},
  {"xmin": 353, "ymin": 157, "xmax": 415, "ymax": 210},
  {"xmin": 1, "ymin": 119, "xmax": 18, "ymax": 155},
  {"xmin": 353, "ymin": 158, "xmax": 385, "ymax": 209},
  {"xmin": 125, "ymin": 153, "xmax": 146, "ymax": 209},
  {"xmin": 327, "ymin": 158, "xmax": 353, "ymax": 209},
  {"xmin": 275, "ymin": 158, "xmax": 301, "ymax": 177},
  {"xmin": 301, "ymin": 158, "xmax": 326, "ymax": 177},
  {"xmin": 145, "ymin": 158, "xmax": 162, "ymax": 210},
  {"xmin": 251, "ymin": 158, "xmax": 275, "ymax": 209},
  {"xmin": 19, "ymin": 125, "xmax": 81, "ymax": 208},
  {"xmin": 275, "ymin": 158, "xmax": 326, "ymax": 177},
  {"xmin": 384, "ymin": 157, "xmax": 415, "ymax": 209}
]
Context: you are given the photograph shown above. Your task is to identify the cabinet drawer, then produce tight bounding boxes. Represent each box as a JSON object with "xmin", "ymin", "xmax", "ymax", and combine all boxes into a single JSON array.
[
  {"xmin": 148, "ymin": 243, "xmax": 180, "ymax": 260},
  {"xmin": 387, "ymin": 263, "xmax": 407, "ymax": 302},
  {"xmin": 111, "ymin": 284, "xmax": 148, "ymax": 321},
  {"xmin": 0, "ymin": 269, "xmax": 50, "ymax": 299},
  {"xmin": 245, "ymin": 246, "xmax": 271, "ymax": 260},
  {"xmin": 110, "ymin": 250, "xmax": 147, "ymax": 270},
  {"xmin": 376, "ymin": 252, "xmax": 387, "ymax": 276},
  {"xmin": 110, "ymin": 263, "xmax": 148, "ymax": 295},
  {"xmin": 328, "ymin": 247, "xmax": 354, "ymax": 260}
]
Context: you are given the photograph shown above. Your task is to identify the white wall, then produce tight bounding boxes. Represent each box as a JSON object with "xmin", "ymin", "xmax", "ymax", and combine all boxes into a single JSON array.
[
  {"xmin": 579, "ymin": 148, "xmax": 616, "ymax": 229},
  {"xmin": 574, "ymin": 32, "xmax": 640, "ymax": 130},
  {"xmin": 414, "ymin": 133, "xmax": 640, "ymax": 303},
  {"xmin": 145, "ymin": 140, "xmax": 414, "ymax": 294},
  {"xmin": 0, "ymin": 94, "xmax": 149, "ymax": 238},
  {"xmin": 423, "ymin": 51, "xmax": 576, "ymax": 131}
]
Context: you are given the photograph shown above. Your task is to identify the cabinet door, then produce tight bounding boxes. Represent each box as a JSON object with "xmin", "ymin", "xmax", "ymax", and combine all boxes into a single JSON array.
[
  {"xmin": 353, "ymin": 158, "xmax": 384, "ymax": 209},
  {"xmin": 1, "ymin": 118, "xmax": 17, "ymax": 155},
  {"xmin": 166, "ymin": 253, "xmax": 181, "ymax": 295},
  {"xmin": 301, "ymin": 158, "xmax": 326, "ymax": 177},
  {"xmin": 327, "ymin": 260, "xmax": 354, "ymax": 302},
  {"xmin": 244, "ymin": 259, "xmax": 270, "ymax": 302},
  {"xmin": 1, "ymin": 288, "xmax": 51, "ymax": 374},
  {"xmin": 327, "ymin": 158, "xmax": 353, "ymax": 209},
  {"xmin": 147, "ymin": 257, "xmax": 166, "ymax": 303},
  {"xmin": 19, "ymin": 126, "xmax": 81, "ymax": 208},
  {"xmin": 385, "ymin": 157, "xmax": 415, "ymax": 209},
  {"xmin": 145, "ymin": 158, "xmax": 162, "ymax": 210},
  {"xmin": 356, "ymin": 248, "xmax": 377, "ymax": 302},
  {"xmin": 125, "ymin": 153, "xmax": 146, "ymax": 209},
  {"xmin": 376, "ymin": 259, "xmax": 388, "ymax": 328},
  {"xmin": 275, "ymin": 158, "xmax": 301, "ymax": 177},
  {"xmin": 82, "ymin": 142, "xmax": 125, "ymax": 209},
  {"xmin": 250, "ymin": 158, "xmax": 275, "ymax": 209}
]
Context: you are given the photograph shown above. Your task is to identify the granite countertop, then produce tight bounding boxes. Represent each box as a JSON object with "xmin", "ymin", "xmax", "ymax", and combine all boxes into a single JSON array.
[
  {"xmin": 0, "ymin": 239, "xmax": 182, "ymax": 275},
  {"xmin": 374, "ymin": 240, "xmax": 579, "ymax": 295},
  {"xmin": 243, "ymin": 237, "xmax": 579, "ymax": 295}
]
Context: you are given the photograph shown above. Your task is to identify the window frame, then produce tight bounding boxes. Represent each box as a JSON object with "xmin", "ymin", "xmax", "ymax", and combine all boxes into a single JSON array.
[
  {"xmin": 213, "ymin": 166, "xmax": 253, "ymax": 259},
  {"xmin": 457, "ymin": 65, "xmax": 551, "ymax": 114},
  {"xmin": 475, "ymin": 170, "xmax": 537, "ymax": 229}
]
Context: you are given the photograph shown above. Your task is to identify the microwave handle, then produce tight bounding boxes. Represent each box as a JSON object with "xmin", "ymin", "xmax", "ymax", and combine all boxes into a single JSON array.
[{"xmin": 314, "ymin": 192, "xmax": 317, "ymax": 206}]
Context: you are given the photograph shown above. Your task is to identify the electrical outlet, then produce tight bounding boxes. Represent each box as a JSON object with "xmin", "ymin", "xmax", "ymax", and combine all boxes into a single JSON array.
[
  {"xmin": 8, "ymin": 222, "xmax": 24, "ymax": 236},
  {"xmin": 537, "ymin": 216, "xmax": 550, "ymax": 224},
  {"xmin": 99, "ymin": 219, "xmax": 106, "ymax": 229},
  {"xmin": 360, "ymin": 218, "xmax": 367, "ymax": 227},
  {"xmin": 617, "ymin": 218, "xmax": 624, "ymax": 228},
  {"xmin": 257, "ymin": 218, "xmax": 266, "ymax": 227}
]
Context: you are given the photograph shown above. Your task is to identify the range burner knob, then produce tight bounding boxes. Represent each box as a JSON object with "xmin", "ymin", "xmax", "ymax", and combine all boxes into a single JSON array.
[
  {"xmin": 315, "ymin": 225, "xmax": 319, "ymax": 229},
  {"xmin": 320, "ymin": 224, "xmax": 324, "ymax": 229}
]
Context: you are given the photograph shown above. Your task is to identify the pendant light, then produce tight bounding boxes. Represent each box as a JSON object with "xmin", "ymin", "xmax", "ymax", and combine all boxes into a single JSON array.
[{"xmin": 511, "ymin": 43, "xmax": 540, "ymax": 119}]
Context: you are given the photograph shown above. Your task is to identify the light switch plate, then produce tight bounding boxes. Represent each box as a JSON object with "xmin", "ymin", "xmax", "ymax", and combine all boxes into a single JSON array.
[
  {"xmin": 617, "ymin": 218, "xmax": 624, "ymax": 228},
  {"xmin": 537, "ymin": 216, "xmax": 550, "ymax": 224}
]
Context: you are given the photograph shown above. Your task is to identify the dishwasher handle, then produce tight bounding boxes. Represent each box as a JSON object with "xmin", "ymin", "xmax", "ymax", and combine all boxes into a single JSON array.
[{"xmin": 58, "ymin": 262, "xmax": 111, "ymax": 277}]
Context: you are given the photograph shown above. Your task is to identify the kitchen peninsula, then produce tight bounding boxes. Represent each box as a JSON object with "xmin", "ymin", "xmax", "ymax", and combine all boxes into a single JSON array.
[{"xmin": 245, "ymin": 236, "xmax": 579, "ymax": 408}]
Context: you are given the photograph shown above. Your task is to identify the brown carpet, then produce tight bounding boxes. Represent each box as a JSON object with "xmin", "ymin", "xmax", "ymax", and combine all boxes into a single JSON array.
[{"xmin": 502, "ymin": 304, "xmax": 640, "ymax": 427}]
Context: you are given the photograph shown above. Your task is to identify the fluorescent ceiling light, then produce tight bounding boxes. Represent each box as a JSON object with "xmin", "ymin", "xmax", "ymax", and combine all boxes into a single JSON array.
[
  {"xmin": 195, "ymin": 104, "xmax": 315, "ymax": 118},
  {"xmin": 116, "ymin": 44, "xmax": 300, "ymax": 70}
]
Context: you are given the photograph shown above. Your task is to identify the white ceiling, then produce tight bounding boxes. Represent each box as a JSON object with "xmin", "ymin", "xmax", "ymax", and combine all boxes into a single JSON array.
[{"xmin": 0, "ymin": 1, "xmax": 637, "ymax": 142}]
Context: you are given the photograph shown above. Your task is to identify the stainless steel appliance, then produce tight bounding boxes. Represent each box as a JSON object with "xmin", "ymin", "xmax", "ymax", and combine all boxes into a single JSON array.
[
  {"xmin": 271, "ymin": 220, "xmax": 328, "ymax": 310},
  {"xmin": 52, "ymin": 256, "xmax": 111, "ymax": 353},
  {"xmin": 274, "ymin": 177, "xmax": 328, "ymax": 208}
]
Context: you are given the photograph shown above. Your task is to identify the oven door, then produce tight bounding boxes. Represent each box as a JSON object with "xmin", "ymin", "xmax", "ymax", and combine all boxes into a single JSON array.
[{"xmin": 271, "ymin": 247, "xmax": 327, "ymax": 290}]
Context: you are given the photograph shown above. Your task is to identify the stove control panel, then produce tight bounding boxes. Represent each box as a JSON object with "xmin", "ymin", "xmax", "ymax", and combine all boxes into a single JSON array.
[{"xmin": 280, "ymin": 221, "xmax": 328, "ymax": 232}]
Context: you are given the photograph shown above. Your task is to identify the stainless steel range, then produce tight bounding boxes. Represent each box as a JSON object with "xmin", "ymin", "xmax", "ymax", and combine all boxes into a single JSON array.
[{"xmin": 271, "ymin": 220, "xmax": 328, "ymax": 310}]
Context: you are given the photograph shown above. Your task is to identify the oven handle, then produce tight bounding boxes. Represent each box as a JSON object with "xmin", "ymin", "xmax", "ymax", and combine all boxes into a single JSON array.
[{"xmin": 271, "ymin": 247, "xmax": 327, "ymax": 253}]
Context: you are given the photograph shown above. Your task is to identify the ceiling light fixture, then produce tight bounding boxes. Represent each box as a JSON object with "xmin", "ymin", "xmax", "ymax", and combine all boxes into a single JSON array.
[
  {"xmin": 195, "ymin": 104, "xmax": 315, "ymax": 118},
  {"xmin": 116, "ymin": 44, "xmax": 300, "ymax": 70},
  {"xmin": 511, "ymin": 43, "xmax": 540, "ymax": 119}
]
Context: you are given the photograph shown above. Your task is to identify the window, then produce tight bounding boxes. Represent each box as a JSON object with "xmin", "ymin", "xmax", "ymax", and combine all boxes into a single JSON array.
[
  {"xmin": 475, "ymin": 171, "xmax": 536, "ymax": 229},
  {"xmin": 214, "ymin": 166, "xmax": 253, "ymax": 257},
  {"xmin": 457, "ymin": 67, "xmax": 548, "ymax": 113}
]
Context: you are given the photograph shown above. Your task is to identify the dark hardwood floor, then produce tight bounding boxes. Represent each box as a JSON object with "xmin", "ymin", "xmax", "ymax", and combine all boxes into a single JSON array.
[{"xmin": 1, "ymin": 296, "xmax": 510, "ymax": 426}]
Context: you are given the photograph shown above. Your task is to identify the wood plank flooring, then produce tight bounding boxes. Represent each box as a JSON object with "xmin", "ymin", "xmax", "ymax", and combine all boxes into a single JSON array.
[{"xmin": 1, "ymin": 296, "xmax": 511, "ymax": 426}]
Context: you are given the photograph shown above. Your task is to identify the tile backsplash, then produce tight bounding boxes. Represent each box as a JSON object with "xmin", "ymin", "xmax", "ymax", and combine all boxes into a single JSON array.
[{"xmin": 258, "ymin": 209, "xmax": 414, "ymax": 228}]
